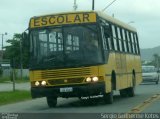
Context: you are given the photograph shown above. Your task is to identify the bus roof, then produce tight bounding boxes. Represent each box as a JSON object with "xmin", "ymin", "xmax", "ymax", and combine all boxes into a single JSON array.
[
  {"xmin": 96, "ymin": 11, "xmax": 137, "ymax": 32},
  {"xmin": 30, "ymin": 10, "xmax": 137, "ymax": 32}
]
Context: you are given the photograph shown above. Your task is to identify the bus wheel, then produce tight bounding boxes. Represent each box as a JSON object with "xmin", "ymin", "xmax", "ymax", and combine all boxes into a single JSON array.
[
  {"xmin": 127, "ymin": 87, "xmax": 135, "ymax": 97},
  {"xmin": 103, "ymin": 91, "xmax": 113, "ymax": 104},
  {"xmin": 127, "ymin": 74, "xmax": 135, "ymax": 97},
  {"xmin": 46, "ymin": 96, "xmax": 57, "ymax": 108},
  {"xmin": 119, "ymin": 89, "xmax": 128, "ymax": 97}
]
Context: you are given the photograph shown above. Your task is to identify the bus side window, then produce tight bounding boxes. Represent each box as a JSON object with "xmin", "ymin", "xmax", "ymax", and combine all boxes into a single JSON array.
[
  {"xmin": 126, "ymin": 31, "xmax": 132, "ymax": 53},
  {"xmin": 101, "ymin": 26, "xmax": 108, "ymax": 50},
  {"xmin": 117, "ymin": 27, "xmax": 123, "ymax": 52},
  {"xmin": 130, "ymin": 32, "xmax": 135, "ymax": 54},
  {"xmin": 134, "ymin": 33, "xmax": 140, "ymax": 54},
  {"xmin": 111, "ymin": 25, "xmax": 118, "ymax": 51},
  {"xmin": 128, "ymin": 32, "xmax": 133, "ymax": 53},
  {"xmin": 133, "ymin": 33, "xmax": 138, "ymax": 54},
  {"xmin": 102, "ymin": 24, "xmax": 112, "ymax": 50},
  {"xmin": 120, "ymin": 28, "xmax": 124, "ymax": 52}
]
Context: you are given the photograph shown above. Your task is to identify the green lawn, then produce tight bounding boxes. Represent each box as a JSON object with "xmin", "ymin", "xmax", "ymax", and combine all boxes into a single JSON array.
[{"xmin": 0, "ymin": 90, "xmax": 31, "ymax": 106}]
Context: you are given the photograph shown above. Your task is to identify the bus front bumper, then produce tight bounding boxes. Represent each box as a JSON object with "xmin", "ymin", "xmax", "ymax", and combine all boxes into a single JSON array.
[{"xmin": 31, "ymin": 82, "xmax": 105, "ymax": 98}]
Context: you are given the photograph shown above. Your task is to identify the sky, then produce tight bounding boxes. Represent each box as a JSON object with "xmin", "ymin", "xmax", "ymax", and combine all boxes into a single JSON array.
[{"xmin": 0, "ymin": 0, "xmax": 160, "ymax": 49}]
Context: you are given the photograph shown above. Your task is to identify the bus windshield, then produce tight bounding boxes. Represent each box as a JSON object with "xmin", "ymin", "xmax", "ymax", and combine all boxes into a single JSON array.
[{"xmin": 30, "ymin": 24, "xmax": 103, "ymax": 69}]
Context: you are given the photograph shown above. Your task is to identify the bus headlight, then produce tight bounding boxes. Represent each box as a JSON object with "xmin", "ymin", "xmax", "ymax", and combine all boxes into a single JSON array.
[
  {"xmin": 86, "ymin": 77, "xmax": 92, "ymax": 82},
  {"xmin": 92, "ymin": 77, "xmax": 99, "ymax": 82},
  {"xmin": 41, "ymin": 81, "xmax": 47, "ymax": 86},
  {"xmin": 35, "ymin": 81, "xmax": 40, "ymax": 86}
]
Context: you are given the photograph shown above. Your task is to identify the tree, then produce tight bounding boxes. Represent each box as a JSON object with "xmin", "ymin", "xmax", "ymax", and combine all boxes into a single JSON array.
[{"xmin": 4, "ymin": 33, "xmax": 29, "ymax": 68}]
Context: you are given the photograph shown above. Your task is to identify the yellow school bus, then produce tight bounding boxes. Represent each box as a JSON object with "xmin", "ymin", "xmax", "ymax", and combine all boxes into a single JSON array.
[{"xmin": 28, "ymin": 11, "xmax": 142, "ymax": 107}]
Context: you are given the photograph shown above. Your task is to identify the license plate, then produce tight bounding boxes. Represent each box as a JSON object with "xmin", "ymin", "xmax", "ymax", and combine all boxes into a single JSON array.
[{"xmin": 60, "ymin": 87, "xmax": 73, "ymax": 93}]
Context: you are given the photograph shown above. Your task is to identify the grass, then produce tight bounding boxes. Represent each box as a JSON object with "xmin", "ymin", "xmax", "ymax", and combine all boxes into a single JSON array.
[{"xmin": 0, "ymin": 90, "xmax": 31, "ymax": 106}]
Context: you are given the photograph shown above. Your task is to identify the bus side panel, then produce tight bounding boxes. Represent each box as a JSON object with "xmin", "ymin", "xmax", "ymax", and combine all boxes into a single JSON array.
[
  {"xmin": 135, "ymin": 56, "xmax": 142, "ymax": 85},
  {"xmin": 101, "ymin": 52, "xmax": 142, "ymax": 93},
  {"xmin": 101, "ymin": 53, "xmax": 116, "ymax": 93},
  {"xmin": 115, "ymin": 53, "xmax": 122, "ymax": 90},
  {"xmin": 120, "ymin": 53, "xmax": 128, "ymax": 89},
  {"xmin": 126, "ymin": 54, "xmax": 142, "ymax": 88}
]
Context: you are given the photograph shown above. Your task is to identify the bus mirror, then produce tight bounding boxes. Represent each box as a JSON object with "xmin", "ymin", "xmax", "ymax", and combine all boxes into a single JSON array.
[
  {"xmin": 22, "ymin": 32, "xmax": 28, "ymax": 40},
  {"xmin": 22, "ymin": 32, "xmax": 29, "ymax": 47}
]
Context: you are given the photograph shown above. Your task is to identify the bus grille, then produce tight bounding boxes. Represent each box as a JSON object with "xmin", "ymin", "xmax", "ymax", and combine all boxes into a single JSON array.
[
  {"xmin": 40, "ymin": 67, "xmax": 91, "ymax": 79},
  {"xmin": 48, "ymin": 77, "xmax": 84, "ymax": 85}
]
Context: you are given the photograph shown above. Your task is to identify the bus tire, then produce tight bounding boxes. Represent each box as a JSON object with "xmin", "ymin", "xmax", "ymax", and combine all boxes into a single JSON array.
[
  {"xmin": 127, "ymin": 74, "xmax": 135, "ymax": 97},
  {"xmin": 104, "ymin": 91, "xmax": 113, "ymax": 104},
  {"xmin": 127, "ymin": 87, "xmax": 135, "ymax": 97},
  {"xmin": 119, "ymin": 89, "xmax": 128, "ymax": 97},
  {"xmin": 46, "ymin": 96, "xmax": 57, "ymax": 108},
  {"xmin": 104, "ymin": 81, "xmax": 114, "ymax": 104}
]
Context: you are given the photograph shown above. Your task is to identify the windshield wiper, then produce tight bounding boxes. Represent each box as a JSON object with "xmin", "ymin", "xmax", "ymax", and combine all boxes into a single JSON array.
[{"xmin": 44, "ymin": 57, "xmax": 55, "ymax": 62}]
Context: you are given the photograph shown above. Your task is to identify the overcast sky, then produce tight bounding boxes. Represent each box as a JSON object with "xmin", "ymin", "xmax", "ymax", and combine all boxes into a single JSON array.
[{"xmin": 0, "ymin": 0, "xmax": 160, "ymax": 49}]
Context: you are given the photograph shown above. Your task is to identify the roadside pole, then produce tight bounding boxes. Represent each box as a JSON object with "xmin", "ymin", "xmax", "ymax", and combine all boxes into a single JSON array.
[
  {"xmin": 11, "ymin": 58, "xmax": 16, "ymax": 91},
  {"xmin": 20, "ymin": 38, "xmax": 23, "ymax": 80},
  {"xmin": 92, "ymin": 0, "xmax": 95, "ymax": 10}
]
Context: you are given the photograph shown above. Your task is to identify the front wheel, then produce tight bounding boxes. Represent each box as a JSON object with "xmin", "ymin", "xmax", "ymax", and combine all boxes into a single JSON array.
[
  {"xmin": 103, "ymin": 91, "xmax": 113, "ymax": 104},
  {"xmin": 46, "ymin": 96, "xmax": 57, "ymax": 108}
]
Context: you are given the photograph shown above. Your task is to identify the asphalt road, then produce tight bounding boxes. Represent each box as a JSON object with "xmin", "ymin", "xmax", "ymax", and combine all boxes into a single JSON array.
[{"xmin": 0, "ymin": 82, "xmax": 159, "ymax": 113}]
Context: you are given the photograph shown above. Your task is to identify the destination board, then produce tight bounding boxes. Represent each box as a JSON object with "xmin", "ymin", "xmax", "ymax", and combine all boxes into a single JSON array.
[{"xmin": 30, "ymin": 12, "xmax": 97, "ymax": 28}]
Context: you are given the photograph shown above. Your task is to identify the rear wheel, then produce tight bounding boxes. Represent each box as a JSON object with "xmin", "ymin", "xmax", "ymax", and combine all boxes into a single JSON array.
[
  {"xmin": 127, "ymin": 74, "xmax": 135, "ymax": 97},
  {"xmin": 119, "ymin": 89, "xmax": 128, "ymax": 97},
  {"xmin": 127, "ymin": 87, "xmax": 135, "ymax": 97},
  {"xmin": 46, "ymin": 96, "xmax": 57, "ymax": 108}
]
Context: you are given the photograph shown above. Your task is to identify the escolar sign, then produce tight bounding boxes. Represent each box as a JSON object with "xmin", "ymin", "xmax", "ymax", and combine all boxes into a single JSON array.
[{"xmin": 29, "ymin": 12, "xmax": 97, "ymax": 28}]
